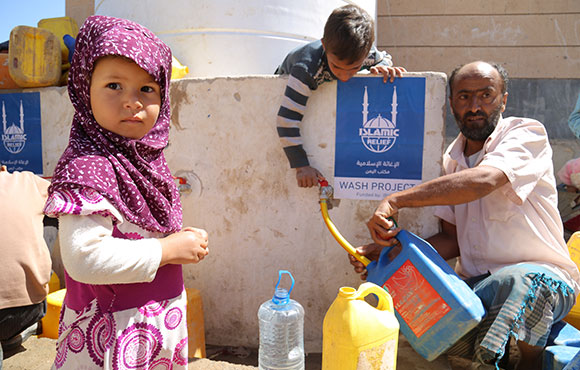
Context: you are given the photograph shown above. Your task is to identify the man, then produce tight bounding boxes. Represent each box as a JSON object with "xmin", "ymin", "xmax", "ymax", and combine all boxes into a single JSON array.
[
  {"xmin": 0, "ymin": 165, "xmax": 52, "ymax": 368},
  {"xmin": 350, "ymin": 61, "xmax": 580, "ymax": 370}
]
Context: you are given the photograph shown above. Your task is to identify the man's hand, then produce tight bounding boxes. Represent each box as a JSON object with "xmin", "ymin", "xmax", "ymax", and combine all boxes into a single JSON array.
[
  {"xmin": 368, "ymin": 198, "xmax": 399, "ymax": 245},
  {"xmin": 369, "ymin": 65, "xmax": 407, "ymax": 83},
  {"xmin": 296, "ymin": 165, "xmax": 323, "ymax": 188},
  {"xmin": 349, "ymin": 240, "xmax": 400, "ymax": 280}
]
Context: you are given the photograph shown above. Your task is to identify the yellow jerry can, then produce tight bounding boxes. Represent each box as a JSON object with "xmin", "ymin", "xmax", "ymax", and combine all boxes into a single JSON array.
[
  {"xmin": 171, "ymin": 56, "xmax": 189, "ymax": 80},
  {"xmin": 186, "ymin": 287, "xmax": 206, "ymax": 358},
  {"xmin": 38, "ymin": 16, "xmax": 79, "ymax": 65},
  {"xmin": 0, "ymin": 53, "xmax": 19, "ymax": 89},
  {"xmin": 39, "ymin": 288, "xmax": 66, "ymax": 339},
  {"xmin": 9, "ymin": 26, "xmax": 61, "ymax": 88},
  {"xmin": 323, "ymin": 282, "xmax": 400, "ymax": 370}
]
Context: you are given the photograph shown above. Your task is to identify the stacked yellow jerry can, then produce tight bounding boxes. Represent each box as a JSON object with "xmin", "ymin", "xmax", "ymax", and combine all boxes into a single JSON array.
[
  {"xmin": 39, "ymin": 272, "xmax": 66, "ymax": 339},
  {"xmin": 1, "ymin": 16, "xmax": 188, "ymax": 90},
  {"xmin": 7, "ymin": 16, "xmax": 78, "ymax": 88}
]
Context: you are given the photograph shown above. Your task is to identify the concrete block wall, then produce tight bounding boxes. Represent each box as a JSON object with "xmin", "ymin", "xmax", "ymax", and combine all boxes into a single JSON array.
[{"xmin": 30, "ymin": 72, "xmax": 446, "ymax": 351}]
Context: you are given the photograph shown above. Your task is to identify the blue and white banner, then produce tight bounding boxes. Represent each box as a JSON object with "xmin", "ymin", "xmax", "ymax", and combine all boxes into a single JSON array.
[
  {"xmin": 334, "ymin": 77, "xmax": 425, "ymax": 200},
  {"xmin": 0, "ymin": 92, "xmax": 43, "ymax": 174}
]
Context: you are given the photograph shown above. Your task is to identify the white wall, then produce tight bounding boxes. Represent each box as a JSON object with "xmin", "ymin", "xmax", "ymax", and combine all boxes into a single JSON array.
[{"xmin": 37, "ymin": 73, "xmax": 447, "ymax": 351}]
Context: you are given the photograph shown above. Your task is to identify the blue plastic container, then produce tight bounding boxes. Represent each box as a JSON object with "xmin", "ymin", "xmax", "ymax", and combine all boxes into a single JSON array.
[
  {"xmin": 548, "ymin": 321, "xmax": 580, "ymax": 347},
  {"xmin": 544, "ymin": 346, "xmax": 580, "ymax": 370},
  {"xmin": 366, "ymin": 229, "xmax": 486, "ymax": 361}
]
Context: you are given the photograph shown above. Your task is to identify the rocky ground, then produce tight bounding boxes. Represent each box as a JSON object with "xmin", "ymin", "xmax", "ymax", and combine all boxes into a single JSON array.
[{"xmin": 3, "ymin": 333, "xmax": 464, "ymax": 370}]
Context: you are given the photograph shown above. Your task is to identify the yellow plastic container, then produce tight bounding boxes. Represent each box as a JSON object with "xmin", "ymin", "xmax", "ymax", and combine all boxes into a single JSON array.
[
  {"xmin": 48, "ymin": 271, "xmax": 61, "ymax": 293},
  {"xmin": 0, "ymin": 53, "xmax": 19, "ymax": 89},
  {"xmin": 39, "ymin": 288, "xmax": 66, "ymax": 339},
  {"xmin": 322, "ymin": 282, "xmax": 399, "ymax": 370},
  {"xmin": 186, "ymin": 287, "xmax": 206, "ymax": 358},
  {"xmin": 565, "ymin": 232, "xmax": 580, "ymax": 329},
  {"xmin": 171, "ymin": 56, "xmax": 189, "ymax": 80},
  {"xmin": 37, "ymin": 16, "xmax": 79, "ymax": 65},
  {"xmin": 9, "ymin": 25, "xmax": 61, "ymax": 87}
]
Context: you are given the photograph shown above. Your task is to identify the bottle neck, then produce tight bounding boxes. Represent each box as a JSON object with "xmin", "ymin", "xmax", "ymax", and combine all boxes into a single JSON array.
[{"xmin": 272, "ymin": 288, "xmax": 290, "ymax": 305}]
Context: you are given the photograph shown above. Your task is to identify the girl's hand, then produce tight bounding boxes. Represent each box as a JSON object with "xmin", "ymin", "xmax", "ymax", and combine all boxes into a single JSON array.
[{"xmin": 159, "ymin": 227, "xmax": 209, "ymax": 266}]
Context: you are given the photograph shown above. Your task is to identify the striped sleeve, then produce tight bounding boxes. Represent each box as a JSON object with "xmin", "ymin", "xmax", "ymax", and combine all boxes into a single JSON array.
[
  {"xmin": 362, "ymin": 46, "xmax": 393, "ymax": 69},
  {"xmin": 276, "ymin": 67, "xmax": 314, "ymax": 168}
]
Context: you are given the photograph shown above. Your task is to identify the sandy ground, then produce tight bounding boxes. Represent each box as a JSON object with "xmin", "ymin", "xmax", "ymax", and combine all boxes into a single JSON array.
[{"xmin": 2, "ymin": 333, "xmax": 461, "ymax": 370}]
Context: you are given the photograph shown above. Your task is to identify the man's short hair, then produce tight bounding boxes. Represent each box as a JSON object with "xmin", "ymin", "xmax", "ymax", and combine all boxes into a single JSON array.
[
  {"xmin": 448, "ymin": 61, "xmax": 509, "ymax": 96},
  {"xmin": 322, "ymin": 4, "xmax": 375, "ymax": 64}
]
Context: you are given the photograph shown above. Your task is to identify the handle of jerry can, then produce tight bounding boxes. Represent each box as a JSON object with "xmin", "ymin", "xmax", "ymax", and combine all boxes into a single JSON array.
[
  {"xmin": 275, "ymin": 270, "xmax": 295, "ymax": 295},
  {"xmin": 376, "ymin": 217, "xmax": 400, "ymax": 265},
  {"xmin": 355, "ymin": 282, "xmax": 394, "ymax": 313}
]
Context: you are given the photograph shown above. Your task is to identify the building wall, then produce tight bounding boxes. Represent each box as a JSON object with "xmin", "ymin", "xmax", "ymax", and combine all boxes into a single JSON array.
[
  {"xmin": 24, "ymin": 73, "xmax": 446, "ymax": 350},
  {"xmin": 377, "ymin": 0, "xmax": 580, "ymax": 78},
  {"xmin": 377, "ymin": 0, "xmax": 580, "ymax": 165}
]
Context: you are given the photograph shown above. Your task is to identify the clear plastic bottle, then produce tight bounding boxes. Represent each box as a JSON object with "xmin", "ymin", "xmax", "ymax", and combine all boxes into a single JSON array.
[{"xmin": 258, "ymin": 270, "xmax": 305, "ymax": 370}]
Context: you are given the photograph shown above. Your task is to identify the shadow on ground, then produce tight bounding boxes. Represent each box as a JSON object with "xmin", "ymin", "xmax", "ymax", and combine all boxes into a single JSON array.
[{"xmin": 3, "ymin": 334, "xmax": 460, "ymax": 370}]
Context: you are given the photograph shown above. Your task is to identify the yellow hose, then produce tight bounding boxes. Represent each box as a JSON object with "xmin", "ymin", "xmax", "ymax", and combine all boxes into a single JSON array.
[{"xmin": 320, "ymin": 199, "xmax": 371, "ymax": 266}]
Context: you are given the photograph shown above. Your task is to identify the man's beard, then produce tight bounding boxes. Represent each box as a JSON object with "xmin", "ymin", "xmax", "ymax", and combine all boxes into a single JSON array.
[{"xmin": 454, "ymin": 104, "xmax": 503, "ymax": 141}]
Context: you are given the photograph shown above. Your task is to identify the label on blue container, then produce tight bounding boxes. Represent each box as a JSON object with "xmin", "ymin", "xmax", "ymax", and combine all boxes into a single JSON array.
[{"xmin": 383, "ymin": 260, "xmax": 451, "ymax": 338}]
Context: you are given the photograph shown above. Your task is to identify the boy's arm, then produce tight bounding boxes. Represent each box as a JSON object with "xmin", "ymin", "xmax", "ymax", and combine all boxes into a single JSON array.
[
  {"xmin": 276, "ymin": 69, "xmax": 314, "ymax": 169},
  {"xmin": 362, "ymin": 45, "xmax": 393, "ymax": 69},
  {"xmin": 363, "ymin": 46, "xmax": 406, "ymax": 83}
]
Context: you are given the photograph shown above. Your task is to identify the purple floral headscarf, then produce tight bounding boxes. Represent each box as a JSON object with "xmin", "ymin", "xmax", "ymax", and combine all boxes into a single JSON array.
[{"xmin": 46, "ymin": 15, "xmax": 182, "ymax": 233}]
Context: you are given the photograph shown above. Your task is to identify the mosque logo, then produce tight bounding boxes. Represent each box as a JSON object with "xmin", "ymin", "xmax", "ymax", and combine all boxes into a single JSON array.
[
  {"xmin": 2, "ymin": 100, "xmax": 27, "ymax": 154},
  {"xmin": 358, "ymin": 85, "xmax": 399, "ymax": 153}
]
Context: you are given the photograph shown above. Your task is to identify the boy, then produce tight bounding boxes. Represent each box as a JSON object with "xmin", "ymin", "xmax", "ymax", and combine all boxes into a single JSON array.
[{"xmin": 275, "ymin": 4, "xmax": 406, "ymax": 187}]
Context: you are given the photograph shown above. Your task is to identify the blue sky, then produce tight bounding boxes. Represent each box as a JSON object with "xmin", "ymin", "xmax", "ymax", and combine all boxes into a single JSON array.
[{"xmin": 0, "ymin": 0, "xmax": 66, "ymax": 43}]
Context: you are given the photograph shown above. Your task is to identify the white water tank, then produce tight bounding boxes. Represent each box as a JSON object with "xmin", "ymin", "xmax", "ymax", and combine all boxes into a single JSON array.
[{"xmin": 94, "ymin": 0, "xmax": 376, "ymax": 78}]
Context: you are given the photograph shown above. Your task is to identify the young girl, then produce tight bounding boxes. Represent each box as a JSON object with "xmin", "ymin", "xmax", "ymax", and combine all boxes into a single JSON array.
[{"xmin": 44, "ymin": 16, "xmax": 208, "ymax": 369}]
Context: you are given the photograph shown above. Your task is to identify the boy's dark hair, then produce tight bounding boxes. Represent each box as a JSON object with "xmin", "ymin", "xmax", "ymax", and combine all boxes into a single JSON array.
[
  {"xmin": 322, "ymin": 4, "xmax": 375, "ymax": 64},
  {"xmin": 448, "ymin": 61, "xmax": 509, "ymax": 96}
]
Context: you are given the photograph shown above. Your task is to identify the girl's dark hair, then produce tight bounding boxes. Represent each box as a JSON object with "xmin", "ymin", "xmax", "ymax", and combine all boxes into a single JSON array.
[{"xmin": 322, "ymin": 4, "xmax": 375, "ymax": 64}]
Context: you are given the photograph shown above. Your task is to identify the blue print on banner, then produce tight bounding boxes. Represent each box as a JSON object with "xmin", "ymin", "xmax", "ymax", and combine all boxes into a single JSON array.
[
  {"xmin": 0, "ymin": 92, "xmax": 43, "ymax": 174},
  {"xmin": 334, "ymin": 76, "xmax": 425, "ymax": 200}
]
